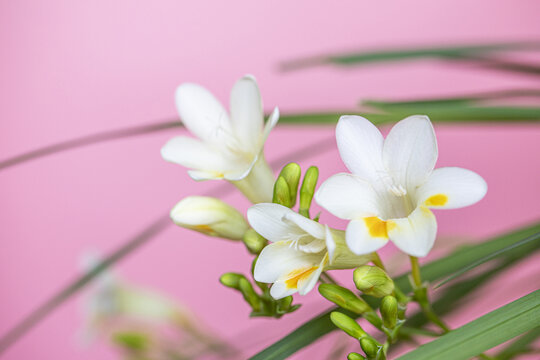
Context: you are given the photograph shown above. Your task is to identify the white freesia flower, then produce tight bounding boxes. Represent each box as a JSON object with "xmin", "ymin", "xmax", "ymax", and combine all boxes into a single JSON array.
[
  {"xmin": 248, "ymin": 203, "xmax": 371, "ymax": 299},
  {"xmin": 170, "ymin": 196, "xmax": 249, "ymax": 240},
  {"xmin": 161, "ymin": 75, "xmax": 278, "ymax": 203},
  {"xmin": 315, "ymin": 115, "xmax": 487, "ymax": 258}
]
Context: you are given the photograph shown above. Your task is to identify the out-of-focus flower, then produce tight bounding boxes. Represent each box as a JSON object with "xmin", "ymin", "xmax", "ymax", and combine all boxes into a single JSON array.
[
  {"xmin": 248, "ymin": 203, "xmax": 371, "ymax": 299},
  {"xmin": 80, "ymin": 258, "xmax": 235, "ymax": 359},
  {"xmin": 170, "ymin": 196, "xmax": 249, "ymax": 240},
  {"xmin": 316, "ymin": 115, "xmax": 487, "ymax": 257},
  {"xmin": 161, "ymin": 75, "xmax": 278, "ymax": 203}
]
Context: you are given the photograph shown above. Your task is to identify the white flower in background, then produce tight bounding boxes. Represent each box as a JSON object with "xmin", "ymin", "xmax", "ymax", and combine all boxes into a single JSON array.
[
  {"xmin": 316, "ymin": 115, "xmax": 487, "ymax": 258},
  {"xmin": 170, "ymin": 196, "xmax": 249, "ymax": 240},
  {"xmin": 248, "ymin": 203, "xmax": 371, "ymax": 299},
  {"xmin": 161, "ymin": 75, "xmax": 279, "ymax": 203}
]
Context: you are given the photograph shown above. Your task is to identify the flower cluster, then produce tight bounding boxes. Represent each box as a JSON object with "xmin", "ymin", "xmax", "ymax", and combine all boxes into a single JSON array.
[{"xmin": 161, "ymin": 75, "xmax": 487, "ymax": 306}]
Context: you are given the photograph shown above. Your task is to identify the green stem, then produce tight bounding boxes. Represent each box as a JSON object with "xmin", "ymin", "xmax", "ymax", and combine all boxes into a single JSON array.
[{"xmin": 409, "ymin": 256, "xmax": 451, "ymax": 334}]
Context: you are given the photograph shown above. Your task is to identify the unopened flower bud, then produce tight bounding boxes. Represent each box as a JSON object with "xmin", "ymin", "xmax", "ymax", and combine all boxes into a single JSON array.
[
  {"xmin": 277, "ymin": 296, "xmax": 293, "ymax": 312},
  {"xmin": 243, "ymin": 229, "xmax": 267, "ymax": 254},
  {"xmin": 353, "ymin": 265, "xmax": 394, "ymax": 298},
  {"xmin": 219, "ymin": 273, "xmax": 245, "ymax": 290},
  {"xmin": 170, "ymin": 196, "xmax": 248, "ymax": 240},
  {"xmin": 330, "ymin": 312, "xmax": 367, "ymax": 339},
  {"xmin": 347, "ymin": 352, "xmax": 366, "ymax": 360},
  {"xmin": 380, "ymin": 295, "xmax": 398, "ymax": 329},
  {"xmin": 238, "ymin": 278, "xmax": 261, "ymax": 312},
  {"xmin": 299, "ymin": 166, "xmax": 319, "ymax": 217},
  {"xmin": 273, "ymin": 163, "xmax": 301, "ymax": 207},
  {"xmin": 112, "ymin": 332, "xmax": 149, "ymax": 351},
  {"xmin": 360, "ymin": 338, "xmax": 381, "ymax": 359},
  {"xmin": 272, "ymin": 176, "xmax": 292, "ymax": 207},
  {"xmin": 318, "ymin": 284, "xmax": 371, "ymax": 314}
]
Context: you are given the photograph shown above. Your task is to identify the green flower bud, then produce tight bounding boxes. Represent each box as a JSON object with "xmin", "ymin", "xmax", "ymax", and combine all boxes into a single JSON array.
[
  {"xmin": 330, "ymin": 312, "xmax": 367, "ymax": 339},
  {"xmin": 277, "ymin": 296, "xmax": 293, "ymax": 312},
  {"xmin": 238, "ymin": 278, "xmax": 261, "ymax": 312},
  {"xmin": 353, "ymin": 265, "xmax": 394, "ymax": 298},
  {"xmin": 347, "ymin": 352, "xmax": 366, "ymax": 360},
  {"xmin": 243, "ymin": 229, "xmax": 267, "ymax": 254},
  {"xmin": 380, "ymin": 295, "xmax": 398, "ymax": 329},
  {"xmin": 360, "ymin": 338, "xmax": 381, "ymax": 359},
  {"xmin": 273, "ymin": 163, "xmax": 301, "ymax": 207},
  {"xmin": 272, "ymin": 176, "xmax": 292, "ymax": 207},
  {"xmin": 299, "ymin": 166, "xmax": 319, "ymax": 217},
  {"xmin": 318, "ymin": 284, "xmax": 371, "ymax": 314},
  {"xmin": 112, "ymin": 332, "xmax": 149, "ymax": 351},
  {"xmin": 219, "ymin": 273, "xmax": 245, "ymax": 290}
]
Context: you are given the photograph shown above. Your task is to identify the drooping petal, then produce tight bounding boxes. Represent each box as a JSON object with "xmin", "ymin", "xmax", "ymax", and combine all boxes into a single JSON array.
[
  {"xmin": 253, "ymin": 241, "xmax": 322, "ymax": 283},
  {"xmin": 315, "ymin": 173, "xmax": 382, "ymax": 220},
  {"xmin": 229, "ymin": 75, "xmax": 264, "ymax": 152},
  {"xmin": 336, "ymin": 115, "xmax": 385, "ymax": 182},
  {"xmin": 345, "ymin": 218, "xmax": 389, "ymax": 255},
  {"xmin": 175, "ymin": 83, "xmax": 232, "ymax": 144},
  {"xmin": 261, "ymin": 107, "xmax": 279, "ymax": 146},
  {"xmin": 387, "ymin": 206, "xmax": 437, "ymax": 257},
  {"xmin": 416, "ymin": 167, "xmax": 487, "ymax": 209},
  {"xmin": 283, "ymin": 211, "xmax": 326, "ymax": 239},
  {"xmin": 382, "ymin": 115, "xmax": 438, "ymax": 190},
  {"xmin": 161, "ymin": 136, "xmax": 231, "ymax": 179},
  {"xmin": 247, "ymin": 203, "xmax": 296, "ymax": 242},
  {"xmin": 269, "ymin": 280, "xmax": 298, "ymax": 299}
]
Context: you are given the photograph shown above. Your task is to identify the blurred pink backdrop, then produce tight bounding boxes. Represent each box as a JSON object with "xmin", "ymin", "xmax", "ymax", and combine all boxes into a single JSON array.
[{"xmin": 1, "ymin": 1, "xmax": 540, "ymax": 359}]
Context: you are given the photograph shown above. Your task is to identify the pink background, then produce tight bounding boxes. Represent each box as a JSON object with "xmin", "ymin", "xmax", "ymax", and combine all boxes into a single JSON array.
[{"xmin": 1, "ymin": 1, "xmax": 540, "ymax": 359}]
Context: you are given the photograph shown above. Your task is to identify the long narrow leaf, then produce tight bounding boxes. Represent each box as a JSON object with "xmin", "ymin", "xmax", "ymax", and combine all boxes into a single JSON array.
[
  {"xmin": 396, "ymin": 290, "xmax": 540, "ymax": 360},
  {"xmin": 435, "ymin": 231, "xmax": 540, "ymax": 288},
  {"xmin": 281, "ymin": 42, "xmax": 540, "ymax": 71},
  {"xmin": 249, "ymin": 222, "xmax": 540, "ymax": 360}
]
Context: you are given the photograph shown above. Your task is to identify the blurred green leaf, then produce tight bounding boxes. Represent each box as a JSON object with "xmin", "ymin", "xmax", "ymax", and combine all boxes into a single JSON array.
[
  {"xmin": 496, "ymin": 327, "xmax": 540, "ymax": 360},
  {"xmin": 435, "ymin": 231, "xmax": 540, "ymax": 288},
  {"xmin": 249, "ymin": 222, "xmax": 540, "ymax": 360},
  {"xmin": 396, "ymin": 290, "xmax": 540, "ymax": 360},
  {"xmin": 281, "ymin": 42, "xmax": 540, "ymax": 71},
  {"xmin": 278, "ymin": 106, "xmax": 540, "ymax": 125}
]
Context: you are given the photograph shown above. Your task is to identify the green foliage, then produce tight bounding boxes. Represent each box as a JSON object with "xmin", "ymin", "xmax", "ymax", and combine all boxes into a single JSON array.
[{"xmin": 396, "ymin": 290, "xmax": 540, "ymax": 360}]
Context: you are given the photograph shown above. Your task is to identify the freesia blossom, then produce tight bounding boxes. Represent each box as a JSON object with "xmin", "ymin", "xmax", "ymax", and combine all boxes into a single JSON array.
[
  {"xmin": 248, "ymin": 203, "xmax": 372, "ymax": 299},
  {"xmin": 316, "ymin": 115, "xmax": 487, "ymax": 257},
  {"xmin": 161, "ymin": 75, "xmax": 278, "ymax": 203},
  {"xmin": 170, "ymin": 196, "xmax": 249, "ymax": 240}
]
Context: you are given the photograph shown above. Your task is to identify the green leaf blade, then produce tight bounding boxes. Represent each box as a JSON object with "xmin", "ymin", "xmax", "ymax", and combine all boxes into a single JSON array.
[{"xmin": 396, "ymin": 290, "xmax": 540, "ymax": 360}]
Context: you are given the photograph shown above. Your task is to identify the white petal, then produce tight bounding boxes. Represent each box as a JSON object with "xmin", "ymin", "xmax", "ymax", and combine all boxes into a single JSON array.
[
  {"xmin": 336, "ymin": 115, "xmax": 385, "ymax": 182},
  {"xmin": 253, "ymin": 241, "xmax": 321, "ymax": 283},
  {"xmin": 247, "ymin": 203, "xmax": 296, "ymax": 242},
  {"xmin": 325, "ymin": 226, "xmax": 336, "ymax": 260},
  {"xmin": 161, "ymin": 136, "xmax": 230, "ymax": 178},
  {"xmin": 416, "ymin": 167, "xmax": 487, "ymax": 209},
  {"xmin": 387, "ymin": 206, "xmax": 437, "ymax": 257},
  {"xmin": 383, "ymin": 115, "xmax": 438, "ymax": 190},
  {"xmin": 269, "ymin": 280, "xmax": 298, "ymax": 299},
  {"xmin": 261, "ymin": 107, "xmax": 279, "ymax": 147},
  {"xmin": 283, "ymin": 211, "xmax": 325, "ymax": 239},
  {"xmin": 346, "ymin": 219, "xmax": 389, "ymax": 255},
  {"xmin": 175, "ymin": 83, "xmax": 232, "ymax": 144},
  {"xmin": 315, "ymin": 173, "xmax": 381, "ymax": 219},
  {"xmin": 229, "ymin": 75, "xmax": 264, "ymax": 152},
  {"xmin": 297, "ymin": 254, "xmax": 327, "ymax": 295}
]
